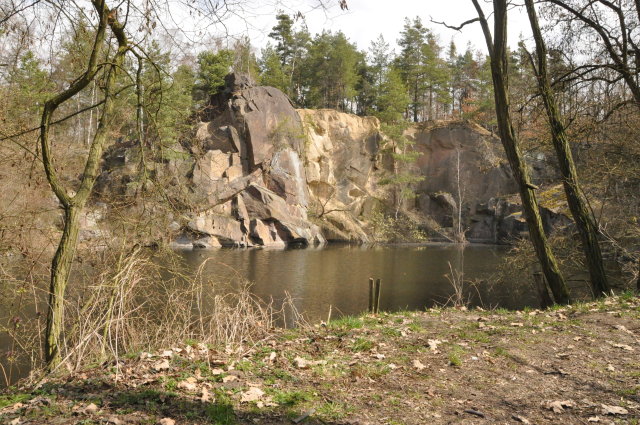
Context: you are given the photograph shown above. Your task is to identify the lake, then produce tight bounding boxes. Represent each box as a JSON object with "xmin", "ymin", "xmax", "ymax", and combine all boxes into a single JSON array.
[{"xmin": 177, "ymin": 243, "xmax": 537, "ymax": 322}]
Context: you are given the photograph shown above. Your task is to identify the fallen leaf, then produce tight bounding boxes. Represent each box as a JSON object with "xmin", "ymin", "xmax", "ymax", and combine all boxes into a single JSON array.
[
  {"xmin": 9, "ymin": 418, "xmax": 20, "ymax": 425},
  {"xmin": 511, "ymin": 414, "xmax": 530, "ymax": 424},
  {"xmin": 587, "ymin": 416, "xmax": 600, "ymax": 423},
  {"xmin": 510, "ymin": 322, "xmax": 524, "ymax": 327},
  {"xmin": 614, "ymin": 343, "xmax": 634, "ymax": 351},
  {"xmin": 601, "ymin": 404, "xmax": 628, "ymax": 415},
  {"xmin": 84, "ymin": 403, "xmax": 99, "ymax": 414},
  {"xmin": 160, "ymin": 350, "xmax": 173, "ymax": 358},
  {"xmin": 293, "ymin": 408, "xmax": 316, "ymax": 424},
  {"xmin": 158, "ymin": 419, "xmax": 175, "ymax": 425},
  {"xmin": 606, "ymin": 364, "xmax": 615, "ymax": 372},
  {"xmin": 201, "ymin": 387, "xmax": 211, "ymax": 403},
  {"xmin": 427, "ymin": 339, "xmax": 441, "ymax": 351},
  {"xmin": 615, "ymin": 325, "xmax": 633, "ymax": 334},
  {"xmin": 177, "ymin": 377, "xmax": 198, "ymax": 391},
  {"xmin": 294, "ymin": 356, "xmax": 326, "ymax": 369},
  {"xmin": 240, "ymin": 387, "xmax": 265, "ymax": 403},
  {"xmin": 222, "ymin": 375, "xmax": 238, "ymax": 383},
  {"xmin": 412, "ymin": 359, "xmax": 426, "ymax": 370},
  {"xmin": 545, "ymin": 400, "xmax": 575, "ymax": 413},
  {"xmin": 152, "ymin": 359, "xmax": 170, "ymax": 372},
  {"xmin": 210, "ymin": 368, "xmax": 225, "ymax": 375}
]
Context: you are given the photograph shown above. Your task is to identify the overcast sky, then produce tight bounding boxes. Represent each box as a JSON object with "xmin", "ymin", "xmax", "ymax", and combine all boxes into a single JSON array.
[{"xmin": 201, "ymin": 0, "xmax": 532, "ymax": 57}]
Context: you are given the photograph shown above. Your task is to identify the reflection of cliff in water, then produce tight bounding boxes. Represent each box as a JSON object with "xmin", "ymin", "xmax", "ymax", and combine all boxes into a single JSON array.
[{"xmin": 178, "ymin": 244, "xmax": 538, "ymax": 324}]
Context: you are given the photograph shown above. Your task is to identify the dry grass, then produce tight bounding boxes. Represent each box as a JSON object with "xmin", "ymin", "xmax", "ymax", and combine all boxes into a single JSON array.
[{"xmin": 1, "ymin": 246, "xmax": 305, "ymax": 387}]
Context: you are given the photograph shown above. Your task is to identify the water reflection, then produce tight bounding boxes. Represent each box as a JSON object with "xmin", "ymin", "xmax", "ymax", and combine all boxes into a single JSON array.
[{"xmin": 178, "ymin": 243, "xmax": 539, "ymax": 322}]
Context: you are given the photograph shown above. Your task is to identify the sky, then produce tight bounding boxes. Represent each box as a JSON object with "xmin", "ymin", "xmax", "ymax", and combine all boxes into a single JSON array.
[{"xmin": 198, "ymin": 0, "xmax": 532, "ymax": 56}]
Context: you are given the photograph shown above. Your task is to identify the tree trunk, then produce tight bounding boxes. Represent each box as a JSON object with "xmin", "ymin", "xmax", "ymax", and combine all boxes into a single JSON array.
[
  {"xmin": 525, "ymin": 0, "xmax": 610, "ymax": 297},
  {"xmin": 45, "ymin": 206, "xmax": 81, "ymax": 368},
  {"xmin": 472, "ymin": 0, "xmax": 570, "ymax": 304}
]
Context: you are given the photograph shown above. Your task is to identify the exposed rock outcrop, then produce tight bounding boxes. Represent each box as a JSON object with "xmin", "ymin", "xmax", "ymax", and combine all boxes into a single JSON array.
[
  {"xmin": 299, "ymin": 109, "xmax": 383, "ymax": 242},
  {"xmin": 406, "ymin": 121, "xmax": 563, "ymax": 243},
  {"xmin": 95, "ymin": 73, "xmax": 567, "ymax": 248}
]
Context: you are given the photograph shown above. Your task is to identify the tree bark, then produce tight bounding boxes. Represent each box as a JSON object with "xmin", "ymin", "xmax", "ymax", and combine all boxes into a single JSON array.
[
  {"xmin": 525, "ymin": 0, "xmax": 610, "ymax": 297},
  {"xmin": 471, "ymin": 0, "xmax": 570, "ymax": 304}
]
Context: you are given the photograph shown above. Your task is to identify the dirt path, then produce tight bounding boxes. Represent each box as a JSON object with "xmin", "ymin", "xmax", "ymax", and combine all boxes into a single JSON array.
[{"xmin": 2, "ymin": 295, "xmax": 640, "ymax": 425}]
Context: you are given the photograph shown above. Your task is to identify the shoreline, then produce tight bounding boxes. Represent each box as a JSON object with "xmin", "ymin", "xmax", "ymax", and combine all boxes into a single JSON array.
[{"xmin": 2, "ymin": 294, "xmax": 639, "ymax": 424}]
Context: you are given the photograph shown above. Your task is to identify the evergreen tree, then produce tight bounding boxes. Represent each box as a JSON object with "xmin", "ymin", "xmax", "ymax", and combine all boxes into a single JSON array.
[
  {"xmin": 376, "ymin": 67, "xmax": 410, "ymax": 124},
  {"xmin": 232, "ymin": 36, "xmax": 260, "ymax": 81},
  {"xmin": 194, "ymin": 49, "xmax": 233, "ymax": 102},
  {"xmin": 7, "ymin": 51, "xmax": 53, "ymax": 118},
  {"xmin": 355, "ymin": 54, "xmax": 377, "ymax": 115},
  {"xmin": 269, "ymin": 13, "xmax": 295, "ymax": 66},
  {"xmin": 302, "ymin": 31, "xmax": 361, "ymax": 110},
  {"xmin": 422, "ymin": 32, "xmax": 450, "ymax": 120},
  {"xmin": 267, "ymin": 12, "xmax": 310, "ymax": 103},
  {"xmin": 259, "ymin": 44, "xmax": 289, "ymax": 93},
  {"xmin": 396, "ymin": 17, "xmax": 429, "ymax": 122}
]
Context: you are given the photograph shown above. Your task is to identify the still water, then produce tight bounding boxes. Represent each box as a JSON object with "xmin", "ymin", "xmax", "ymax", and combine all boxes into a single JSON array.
[{"xmin": 177, "ymin": 243, "xmax": 538, "ymax": 322}]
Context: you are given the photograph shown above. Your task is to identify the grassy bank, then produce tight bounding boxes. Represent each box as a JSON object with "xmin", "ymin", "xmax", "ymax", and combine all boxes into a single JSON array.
[{"xmin": 2, "ymin": 294, "xmax": 640, "ymax": 425}]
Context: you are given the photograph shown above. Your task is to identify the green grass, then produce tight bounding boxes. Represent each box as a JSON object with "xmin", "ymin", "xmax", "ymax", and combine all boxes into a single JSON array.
[
  {"xmin": 351, "ymin": 337, "xmax": 374, "ymax": 352},
  {"xmin": 206, "ymin": 391, "xmax": 236, "ymax": 425},
  {"xmin": 381, "ymin": 327, "xmax": 402, "ymax": 337},
  {"xmin": 448, "ymin": 345, "xmax": 466, "ymax": 367},
  {"xmin": 328, "ymin": 316, "xmax": 364, "ymax": 330},
  {"xmin": 351, "ymin": 361, "xmax": 391, "ymax": 379},
  {"xmin": 493, "ymin": 346, "xmax": 510, "ymax": 357},
  {"xmin": 270, "ymin": 389, "xmax": 315, "ymax": 406},
  {"xmin": 316, "ymin": 401, "xmax": 353, "ymax": 421},
  {"xmin": 0, "ymin": 392, "xmax": 32, "ymax": 409}
]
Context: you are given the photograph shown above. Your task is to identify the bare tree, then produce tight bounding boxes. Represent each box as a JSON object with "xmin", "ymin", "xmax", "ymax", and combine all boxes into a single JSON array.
[
  {"xmin": 524, "ymin": 0, "xmax": 611, "ymax": 297},
  {"xmin": 468, "ymin": 0, "xmax": 570, "ymax": 303},
  {"xmin": 542, "ymin": 0, "xmax": 640, "ymax": 107},
  {"xmin": 40, "ymin": 0, "xmax": 132, "ymax": 370}
]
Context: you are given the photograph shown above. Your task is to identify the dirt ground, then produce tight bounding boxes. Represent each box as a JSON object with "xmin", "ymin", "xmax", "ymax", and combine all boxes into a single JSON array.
[{"xmin": 2, "ymin": 295, "xmax": 640, "ymax": 425}]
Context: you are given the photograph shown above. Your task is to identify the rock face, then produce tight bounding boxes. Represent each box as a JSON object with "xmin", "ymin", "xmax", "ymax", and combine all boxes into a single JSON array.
[
  {"xmin": 299, "ymin": 109, "xmax": 383, "ymax": 242},
  {"xmin": 406, "ymin": 122, "xmax": 566, "ymax": 242},
  {"xmin": 170, "ymin": 73, "xmax": 325, "ymax": 248},
  {"xmin": 96, "ymin": 73, "xmax": 567, "ymax": 248}
]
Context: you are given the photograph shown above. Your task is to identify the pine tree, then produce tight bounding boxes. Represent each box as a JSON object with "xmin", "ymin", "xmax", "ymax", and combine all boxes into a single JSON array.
[
  {"xmin": 396, "ymin": 17, "xmax": 429, "ymax": 122},
  {"xmin": 259, "ymin": 44, "xmax": 289, "ymax": 93},
  {"xmin": 194, "ymin": 49, "xmax": 233, "ymax": 102},
  {"xmin": 376, "ymin": 67, "xmax": 410, "ymax": 124},
  {"xmin": 302, "ymin": 31, "xmax": 361, "ymax": 110}
]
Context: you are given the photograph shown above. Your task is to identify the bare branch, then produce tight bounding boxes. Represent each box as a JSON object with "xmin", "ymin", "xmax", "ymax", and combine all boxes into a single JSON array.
[{"xmin": 429, "ymin": 16, "xmax": 480, "ymax": 32}]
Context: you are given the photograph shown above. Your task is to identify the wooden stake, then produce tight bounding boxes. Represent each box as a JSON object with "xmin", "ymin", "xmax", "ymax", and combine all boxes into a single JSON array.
[
  {"xmin": 368, "ymin": 278, "xmax": 374, "ymax": 313},
  {"xmin": 374, "ymin": 278, "xmax": 382, "ymax": 314}
]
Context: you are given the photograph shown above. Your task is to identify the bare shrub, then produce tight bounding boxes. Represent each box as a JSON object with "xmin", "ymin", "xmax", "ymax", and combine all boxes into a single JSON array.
[{"xmin": 2, "ymin": 246, "xmax": 302, "ymax": 385}]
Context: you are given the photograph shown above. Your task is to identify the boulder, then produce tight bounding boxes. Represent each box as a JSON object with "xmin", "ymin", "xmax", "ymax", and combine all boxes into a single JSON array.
[
  {"xmin": 249, "ymin": 219, "xmax": 286, "ymax": 248},
  {"xmin": 187, "ymin": 213, "xmax": 246, "ymax": 247}
]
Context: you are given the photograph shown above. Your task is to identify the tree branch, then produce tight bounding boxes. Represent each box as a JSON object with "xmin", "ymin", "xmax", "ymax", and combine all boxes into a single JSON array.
[{"xmin": 429, "ymin": 16, "xmax": 480, "ymax": 32}]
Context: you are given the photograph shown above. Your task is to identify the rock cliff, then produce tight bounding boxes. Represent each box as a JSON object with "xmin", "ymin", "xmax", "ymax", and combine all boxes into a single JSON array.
[{"xmin": 94, "ymin": 74, "xmax": 563, "ymax": 248}]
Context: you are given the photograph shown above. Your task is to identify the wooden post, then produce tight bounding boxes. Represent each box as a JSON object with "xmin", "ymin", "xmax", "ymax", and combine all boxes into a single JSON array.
[
  {"xmin": 374, "ymin": 279, "xmax": 382, "ymax": 314},
  {"xmin": 368, "ymin": 278, "xmax": 375, "ymax": 313}
]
